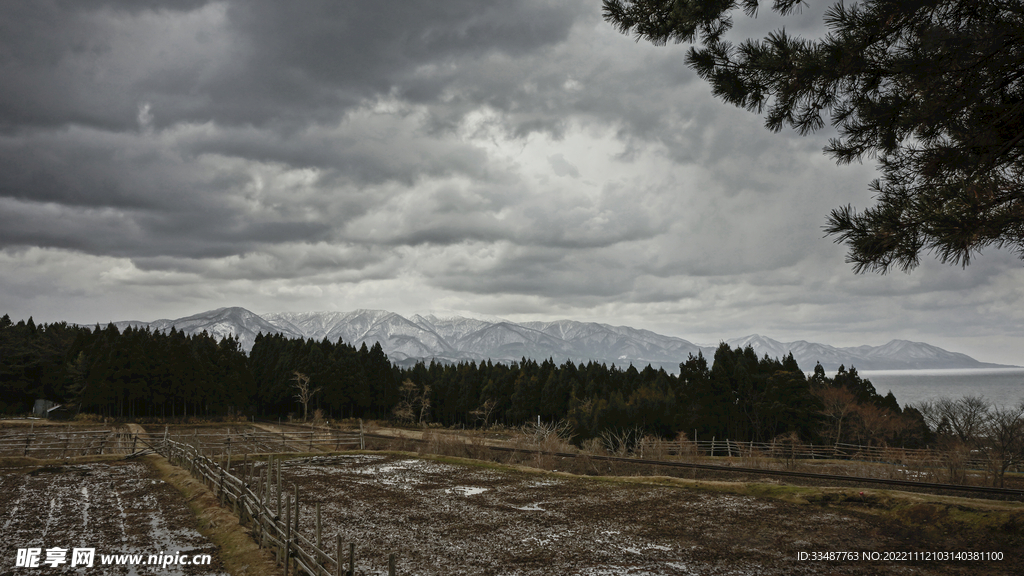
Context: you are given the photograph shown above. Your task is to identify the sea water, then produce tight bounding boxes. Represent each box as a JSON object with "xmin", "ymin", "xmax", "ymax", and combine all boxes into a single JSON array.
[{"xmin": 857, "ymin": 368, "xmax": 1024, "ymax": 410}]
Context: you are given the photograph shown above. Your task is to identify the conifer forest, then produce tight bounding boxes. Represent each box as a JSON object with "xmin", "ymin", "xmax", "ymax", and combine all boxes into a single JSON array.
[{"xmin": 0, "ymin": 313, "xmax": 932, "ymax": 447}]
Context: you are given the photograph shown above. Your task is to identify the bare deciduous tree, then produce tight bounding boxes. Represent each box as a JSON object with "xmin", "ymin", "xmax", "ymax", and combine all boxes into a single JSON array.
[
  {"xmin": 812, "ymin": 385, "xmax": 858, "ymax": 448},
  {"xmin": 291, "ymin": 371, "xmax": 321, "ymax": 422},
  {"xmin": 914, "ymin": 395, "xmax": 1024, "ymax": 486},
  {"xmin": 918, "ymin": 396, "xmax": 990, "ymax": 444},
  {"xmin": 469, "ymin": 398, "xmax": 499, "ymax": 427},
  {"xmin": 599, "ymin": 426, "xmax": 645, "ymax": 457},
  {"xmin": 984, "ymin": 402, "xmax": 1024, "ymax": 487},
  {"xmin": 392, "ymin": 379, "xmax": 431, "ymax": 425}
]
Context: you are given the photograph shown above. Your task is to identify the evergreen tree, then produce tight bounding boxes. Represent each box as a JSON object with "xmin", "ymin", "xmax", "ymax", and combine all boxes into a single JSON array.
[{"xmin": 604, "ymin": 0, "xmax": 1024, "ymax": 271}]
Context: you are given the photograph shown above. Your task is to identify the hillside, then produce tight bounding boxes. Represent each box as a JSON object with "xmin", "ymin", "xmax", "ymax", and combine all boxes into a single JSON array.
[{"xmin": 115, "ymin": 307, "xmax": 1013, "ymax": 372}]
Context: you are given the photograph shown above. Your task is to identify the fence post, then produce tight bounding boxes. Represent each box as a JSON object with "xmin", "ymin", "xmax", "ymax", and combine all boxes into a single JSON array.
[
  {"xmin": 276, "ymin": 478, "xmax": 282, "ymax": 521},
  {"xmin": 276, "ymin": 460, "xmax": 282, "ymax": 519},
  {"xmin": 316, "ymin": 502, "xmax": 322, "ymax": 560},
  {"xmin": 359, "ymin": 419, "xmax": 365, "ymax": 450},
  {"xmin": 284, "ymin": 493, "xmax": 291, "ymax": 576},
  {"xmin": 258, "ymin": 469, "xmax": 266, "ymax": 549},
  {"xmin": 293, "ymin": 483, "xmax": 299, "ymax": 535},
  {"xmin": 336, "ymin": 534, "xmax": 342, "ymax": 576},
  {"xmin": 263, "ymin": 462, "xmax": 270, "ymax": 510},
  {"xmin": 263, "ymin": 456, "xmax": 270, "ymax": 507},
  {"xmin": 389, "ymin": 553, "xmax": 396, "ymax": 576},
  {"xmin": 349, "ymin": 543, "xmax": 355, "ymax": 576}
]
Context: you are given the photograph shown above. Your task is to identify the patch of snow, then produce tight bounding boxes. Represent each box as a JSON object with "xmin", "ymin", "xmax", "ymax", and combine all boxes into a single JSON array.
[
  {"xmin": 447, "ymin": 486, "xmax": 488, "ymax": 496},
  {"xmin": 81, "ymin": 484, "xmax": 89, "ymax": 529}
]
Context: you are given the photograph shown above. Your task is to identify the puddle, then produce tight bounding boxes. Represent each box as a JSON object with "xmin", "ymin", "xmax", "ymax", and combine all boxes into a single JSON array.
[{"xmin": 446, "ymin": 486, "xmax": 488, "ymax": 496}]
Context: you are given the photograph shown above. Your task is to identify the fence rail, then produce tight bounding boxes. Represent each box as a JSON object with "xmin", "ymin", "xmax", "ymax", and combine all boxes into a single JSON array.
[
  {"xmin": 0, "ymin": 428, "xmax": 136, "ymax": 458},
  {"xmin": 137, "ymin": 427, "xmax": 364, "ymax": 457},
  {"xmin": 640, "ymin": 438, "xmax": 992, "ymax": 470},
  {"xmin": 150, "ymin": 430, "xmax": 396, "ymax": 576},
  {"xmin": 361, "ymin": 431, "xmax": 1023, "ymax": 498},
  {"xmin": 0, "ymin": 425, "xmax": 364, "ymax": 460}
]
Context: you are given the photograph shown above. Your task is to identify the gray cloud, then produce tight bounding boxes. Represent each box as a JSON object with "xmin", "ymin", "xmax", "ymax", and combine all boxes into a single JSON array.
[
  {"xmin": 0, "ymin": 0, "xmax": 1021, "ymax": 365},
  {"xmin": 548, "ymin": 154, "xmax": 579, "ymax": 178},
  {"xmin": 1, "ymin": 1, "xmax": 585, "ymax": 131}
]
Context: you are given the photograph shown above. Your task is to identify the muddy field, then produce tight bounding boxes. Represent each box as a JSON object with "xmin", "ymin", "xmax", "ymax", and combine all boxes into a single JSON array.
[
  {"xmin": 0, "ymin": 458, "xmax": 226, "ymax": 575},
  {"xmin": 257, "ymin": 453, "xmax": 1019, "ymax": 576}
]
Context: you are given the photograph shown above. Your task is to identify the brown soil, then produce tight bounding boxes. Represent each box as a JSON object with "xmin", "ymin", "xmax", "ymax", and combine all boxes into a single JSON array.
[
  {"xmin": 254, "ymin": 452, "xmax": 1021, "ymax": 576},
  {"xmin": 0, "ymin": 456, "xmax": 227, "ymax": 575}
]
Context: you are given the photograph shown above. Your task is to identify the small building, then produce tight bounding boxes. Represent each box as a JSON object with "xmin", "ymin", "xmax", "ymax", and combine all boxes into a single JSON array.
[
  {"xmin": 47, "ymin": 404, "xmax": 73, "ymax": 421},
  {"xmin": 33, "ymin": 399, "xmax": 55, "ymax": 417}
]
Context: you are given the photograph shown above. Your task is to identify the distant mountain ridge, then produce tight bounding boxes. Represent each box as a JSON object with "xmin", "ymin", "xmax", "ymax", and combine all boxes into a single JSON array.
[{"xmin": 114, "ymin": 307, "xmax": 1013, "ymax": 372}]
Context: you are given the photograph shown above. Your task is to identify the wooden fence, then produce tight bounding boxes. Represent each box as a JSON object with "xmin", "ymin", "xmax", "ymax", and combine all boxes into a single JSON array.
[
  {"xmin": 0, "ymin": 424, "xmax": 365, "ymax": 460},
  {"xmin": 640, "ymin": 438, "xmax": 990, "ymax": 470},
  {"xmin": 140, "ymin": 426, "xmax": 365, "ymax": 457},
  {"xmin": 157, "ymin": 435, "xmax": 395, "ymax": 576},
  {"xmin": 0, "ymin": 427, "xmax": 136, "ymax": 458},
  {"xmin": 137, "ymin": 427, "xmax": 399, "ymax": 576},
  {"xmin": 2, "ymin": 421, "xmax": 988, "ymax": 470}
]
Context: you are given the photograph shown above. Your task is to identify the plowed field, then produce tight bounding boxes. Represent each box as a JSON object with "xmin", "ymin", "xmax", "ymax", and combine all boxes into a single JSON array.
[
  {"xmin": 261, "ymin": 453, "xmax": 1018, "ymax": 575},
  {"xmin": 0, "ymin": 458, "xmax": 225, "ymax": 575}
]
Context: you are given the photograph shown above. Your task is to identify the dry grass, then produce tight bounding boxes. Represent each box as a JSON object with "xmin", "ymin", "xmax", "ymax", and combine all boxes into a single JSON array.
[
  {"xmin": 0, "ymin": 418, "xmax": 106, "ymax": 429},
  {"xmin": 149, "ymin": 454, "xmax": 280, "ymax": 576}
]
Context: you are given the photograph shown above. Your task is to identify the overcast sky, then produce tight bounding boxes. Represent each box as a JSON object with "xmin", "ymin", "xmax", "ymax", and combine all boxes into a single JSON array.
[{"xmin": 2, "ymin": 1, "xmax": 1022, "ymax": 365}]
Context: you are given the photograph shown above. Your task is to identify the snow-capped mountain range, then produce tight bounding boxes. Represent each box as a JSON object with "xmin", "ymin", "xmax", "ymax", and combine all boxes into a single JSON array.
[{"xmin": 114, "ymin": 307, "xmax": 1012, "ymax": 372}]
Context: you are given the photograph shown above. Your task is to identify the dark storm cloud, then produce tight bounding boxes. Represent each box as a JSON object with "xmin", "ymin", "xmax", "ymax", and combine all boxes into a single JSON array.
[
  {"xmin": 0, "ymin": 0, "xmax": 926, "ymax": 277},
  {"xmin": 0, "ymin": 0, "xmax": 219, "ymax": 132},
  {"xmin": 202, "ymin": 0, "xmax": 588, "ymax": 129},
  {"xmin": 179, "ymin": 119, "xmax": 497, "ymax": 187},
  {"xmin": 0, "ymin": 0, "xmax": 585, "ymax": 132},
  {"xmin": 0, "ymin": 126, "xmax": 345, "ymax": 258},
  {"xmin": 2, "ymin": 1, "xmax": 1021, "ymax": 366},
  {"xmin": 424, "ymin": 244, "xmax": 637, "ymax": 299},
  {"xmin": 0, "ymin": 0, "xmax": 618, "ymax": 267}
]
